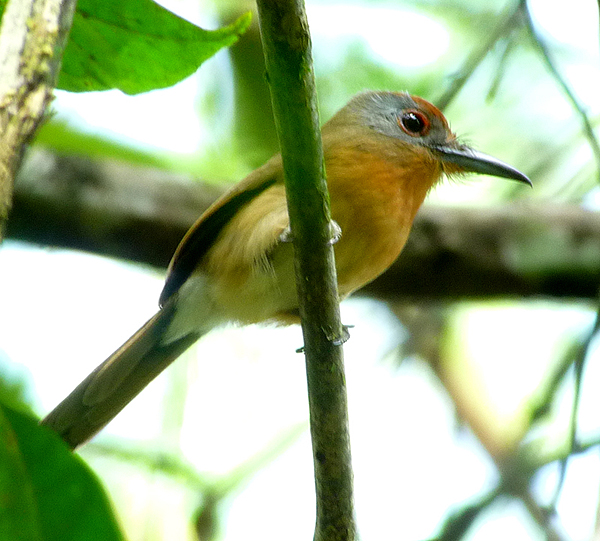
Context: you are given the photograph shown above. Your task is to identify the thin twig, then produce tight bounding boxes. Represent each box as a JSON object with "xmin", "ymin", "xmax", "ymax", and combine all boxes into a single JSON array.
[
  {"xmin": 495, "ymin": 455, "xmax": 567, "ymax": 541},
  {"xmin": 435, "ymin": 486, "xmax": 501, "ymax": 541},
  {"xmin": 517, "ymin": 427, "xmax": 600, "ymax": 476},
  {"xmin": 255, "ymin": 1, "xmax": 356, "ymax": 540},
  {"xmin": 519, "ymin": 490, "xmax": 565, "ymax": 541},
  {"xmin": 436, "ymin": 2, "xmax": 523, "ymax": 110},
  {"xmin": 549, "ymin": 300, "xmax": 600, "ymax": 507},
  {"xmin": 521, "ymin": 0, "xmax": 600, "ymax": 185}
]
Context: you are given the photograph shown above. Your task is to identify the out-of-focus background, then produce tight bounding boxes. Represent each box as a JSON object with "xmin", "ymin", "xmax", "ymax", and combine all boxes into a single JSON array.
[{"xmin": 2, "ymin": 0, "xmax": 600, "ymax": 540}]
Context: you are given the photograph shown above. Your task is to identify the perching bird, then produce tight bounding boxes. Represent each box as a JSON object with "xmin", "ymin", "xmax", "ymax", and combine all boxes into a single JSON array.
[{"xmin": 42, "ymin": 91, "xmax": 531, "ymax": 448}]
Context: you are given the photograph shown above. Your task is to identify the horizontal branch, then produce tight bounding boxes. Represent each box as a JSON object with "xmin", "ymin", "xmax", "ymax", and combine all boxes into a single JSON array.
[
  {"xmin": 362, "ymin": 203, "xmax": 600, "ymax": 301},
  {"xmin": 7, "ymin": 149, "xmax": 600, "ymax": 300},
  {"xmin": 8, "ymin": 149, "xmax": 223, "ymax": 267}
]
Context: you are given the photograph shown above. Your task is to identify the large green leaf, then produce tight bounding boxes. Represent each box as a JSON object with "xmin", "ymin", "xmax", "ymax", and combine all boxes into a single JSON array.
[
  {"xmin": 0, "ymin": 404, "xmax": 124, "ymax": 541},
  {"xmin": 57, "ymin": 0, "xmax": 250, "ymax": 94},
  {"xmin": 0, "ymin": 0, "xmax": 249, "ymax": 94}
]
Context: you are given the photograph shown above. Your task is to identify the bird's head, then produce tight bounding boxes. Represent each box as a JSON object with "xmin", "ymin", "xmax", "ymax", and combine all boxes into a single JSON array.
[{"xmin": 330, "ymin": 91, "xmax": 531, "ymax": 186}]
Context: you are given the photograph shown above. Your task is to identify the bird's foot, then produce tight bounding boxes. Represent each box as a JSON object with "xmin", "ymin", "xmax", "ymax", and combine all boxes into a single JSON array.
[
  {"xmin": 327, "ymin": 220, "xmax": 342, "ymax": 246},
  {"xmin": 278, "ymin": 220, "xmax": 342, "ymax": 245},
  {"xmin": 331, "ymin": 324, "xmax": 353, "ymax": 345},
  {"xmin": 279, "ymin": 226, "xmax": 293, "ymax": 243},
  {"xmin": 296, "ymin": 324, "xmax": 353, "ymax": 353}
]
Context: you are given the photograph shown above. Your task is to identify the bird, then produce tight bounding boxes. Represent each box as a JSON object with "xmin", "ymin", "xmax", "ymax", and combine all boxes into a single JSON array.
[{"xmin": 42, "ymin": 91, "xmax": 531, "ymax": 449}]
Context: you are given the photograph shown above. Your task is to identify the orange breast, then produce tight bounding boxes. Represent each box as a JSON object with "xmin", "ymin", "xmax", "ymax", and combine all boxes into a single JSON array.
[{"xmin": 325, "ymin": 143, "xmax": 442, "ymax": 297}]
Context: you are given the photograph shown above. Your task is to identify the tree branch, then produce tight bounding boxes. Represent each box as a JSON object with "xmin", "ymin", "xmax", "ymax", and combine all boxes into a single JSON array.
[
  {"xmin": 9, "ymin": 149, "xmax": 222, "ymax": 267},
  {"xmin": 0, "ymin": 0, "xmax": 77, "ymax": 238},
  {"xmin": 7, "ymin": 150, "xmax": 600, "ymax": 301},
  {"xmin": 362, "ymin": 203, "xmax": 600, "ymax": 301},
  {"xmin": 255, "ymin": 0, "xmax": 356, "ymax": 540}
]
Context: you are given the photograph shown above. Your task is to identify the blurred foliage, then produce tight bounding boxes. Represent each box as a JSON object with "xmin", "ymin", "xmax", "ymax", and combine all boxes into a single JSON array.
[
  {"xmin": 394, "ymin": 299, "xmax": 600, "ymax": 541},
  {"xmin": 34, "ymin": 120, "xmax": 169, "ymax": 167},
  {"xmin": 79, "ymin": 420, "xmax": 306, "ymax": 541}
]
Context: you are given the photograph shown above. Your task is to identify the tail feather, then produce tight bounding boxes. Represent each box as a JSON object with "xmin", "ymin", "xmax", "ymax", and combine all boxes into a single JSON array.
[{"xmin": 42, "ymin": 306, "xmax": 201, "ymax": 449}]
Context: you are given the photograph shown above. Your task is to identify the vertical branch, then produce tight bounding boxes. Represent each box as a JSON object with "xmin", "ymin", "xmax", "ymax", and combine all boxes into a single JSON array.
[
  {"xmin": 0, "ymin": 0, "xmax": 77, "ymax": 238},
  {"xmin": 255, "ymin": 1, "xmax": 356, "ymax": 540}
]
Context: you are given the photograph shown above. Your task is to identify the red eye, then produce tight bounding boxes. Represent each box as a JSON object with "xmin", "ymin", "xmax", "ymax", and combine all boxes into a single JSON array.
[{"xmin": 398, "ymin": 109, "xmax": 430, "ymax": 136}]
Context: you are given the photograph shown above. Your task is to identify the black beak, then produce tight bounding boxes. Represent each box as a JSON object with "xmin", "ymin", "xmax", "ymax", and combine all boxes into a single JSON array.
[{"xmin": 430, "ymin": 144, "xmax": 532, "ymax": 186}]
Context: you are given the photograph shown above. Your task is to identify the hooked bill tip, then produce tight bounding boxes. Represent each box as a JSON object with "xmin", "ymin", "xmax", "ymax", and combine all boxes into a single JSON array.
[{"xmin": 431, "ymin": 144, "xmax": 532, "ymax": 186}]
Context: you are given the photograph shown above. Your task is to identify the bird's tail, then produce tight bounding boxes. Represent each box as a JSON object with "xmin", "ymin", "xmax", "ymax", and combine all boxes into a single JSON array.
[{"xmin": 42, "ymin": 304, "xmax": 201, "ymax": 449}]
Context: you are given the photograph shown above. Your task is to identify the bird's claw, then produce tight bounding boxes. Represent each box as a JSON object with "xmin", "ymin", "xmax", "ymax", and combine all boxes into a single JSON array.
[
  {"xmin": 279, "ymin": 226, "xmax": 293, "ymax": 243},
  {"xmin": 331, "ymin": 324, "xmax": 353, "ymax": 345},
  {"xmin": 279, "ymin": 220, "xmax": 342, "ymax": 246},
  {"xmin": 327, "ymin": 220, "xmax": 342, "ymax": 246},
  {"xmin": 295, "ymin": 324, "xmax": 353, "ymax": 353}
]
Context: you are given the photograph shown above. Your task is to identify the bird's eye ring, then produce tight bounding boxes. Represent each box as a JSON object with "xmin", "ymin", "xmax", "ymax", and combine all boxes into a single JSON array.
[{"xmin": 398, "ymin": 110, "xmax": 430, "ymax": 137}]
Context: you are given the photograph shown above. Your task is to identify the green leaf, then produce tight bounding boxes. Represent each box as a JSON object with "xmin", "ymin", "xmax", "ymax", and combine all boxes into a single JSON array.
[
  {"xmin": 46, "ymin": 0, "xmax": 250, "ymax": 94},
  {"xmin": 0, "ymin": 405, "xmax": 124, "ymax": 541},
  {"xmin": 56, "ymin": 0, "xmax": 251, "ymax": 94},
  {"xmin": 0, "ymin": 0, "xmax": 250, "ymax": 94}
]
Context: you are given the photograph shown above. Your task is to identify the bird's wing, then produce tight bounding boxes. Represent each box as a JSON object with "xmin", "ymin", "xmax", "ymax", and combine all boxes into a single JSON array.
[{"xmin": 159, "ymin": 156, "xmax": 283, "ymax": 306}]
